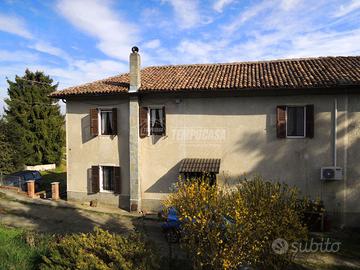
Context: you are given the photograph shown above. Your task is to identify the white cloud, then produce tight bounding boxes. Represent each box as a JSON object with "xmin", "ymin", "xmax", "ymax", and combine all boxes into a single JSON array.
[
  {"xmin": 56, "ymin": 0, "xmax": 139, "ymax": 61},
  {"xmin": 286, "ymin": 29, "xmax": 360, "ymax": 57},
  {"xmin": 280, "ymin": 0, "xmax": 301, "ymax": 11},
  {"xmin": 334, "ymin": 0, "xmax": 360, "ymax": 17},
  {"xmin": 223, "ymin": 1, "xmax": 273, "ymax": 34},
  {"xmin": 66, "ymin": 59, "xmax": 127, "ymax": 85},
  {"xmin": 164, "ymin": 0, "xmax": 360, "ymax": 64},
  {"xmin": 0, "ymin": 13, "xmax": 32, "ymax": 39},
  {"xmin": 213, "ymin": 0, "xmax": 234, "ymax": 12},
  {"xmin": 143, "ymin": 39, "xmax": 161, "ymax": 49},
  {"xmin": 166, "ymin": 0, "xmax": 203, "ymax": 29},
  {"xmin": 24, "ymin": 59, "xmax": 127, "ymax": 90},
  {"xmin": 28, "ymin": 41, "xmax": 71, "ymax": 62},
  {"xmin": 177, "ymin": 40, "xmax": 215, "ymax": 62},
  {"xmin": 0, "ymin": 49, "xmax": 38, "ymax": 62}
]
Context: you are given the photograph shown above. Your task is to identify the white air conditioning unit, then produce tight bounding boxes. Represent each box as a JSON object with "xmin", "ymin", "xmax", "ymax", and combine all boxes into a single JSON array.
[{"xmin": 320, "ymin": 167, "xmax": 343, "ymax": 180}]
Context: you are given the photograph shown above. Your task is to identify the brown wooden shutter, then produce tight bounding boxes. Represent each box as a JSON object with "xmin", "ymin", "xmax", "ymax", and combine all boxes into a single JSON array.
[
  {"xmin": 91, "ymin": 166, "xmax": 100, "ymax": 193},
  {"xmin": 162, "ymin": 106, "xmax": 166, "ymax": 136},
  {"xmin": 276, "ymin": 106, "xmax": 286, "ymax": 138},
  {"xmin": 112, "ymin": 108, "xmax": 118, "ymax": 135},
  {"xmin": 139, "ymin": 107, "xmax": 148, "ymax": 138},
  {"xmin": 113, "ymin": 167, "xmax": 121, "ymax": 194},
  {"xmin": 306, "ymin": 104, "xmax": 314, "ymax": 138},
  {"xmin": 90, "ymin": 108, "xmax": 98, "ymax": 137}
]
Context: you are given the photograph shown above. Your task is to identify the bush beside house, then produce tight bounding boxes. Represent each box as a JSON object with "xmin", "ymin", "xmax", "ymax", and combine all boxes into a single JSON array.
[{"xmin": 164, "ymin": 176, "xmax": 310, "ymax": 270}]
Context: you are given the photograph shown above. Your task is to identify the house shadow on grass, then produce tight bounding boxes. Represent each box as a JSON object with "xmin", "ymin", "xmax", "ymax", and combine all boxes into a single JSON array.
[{"xmin": 0, "ymin": 193, "xmax": 132, "ymax": 235}]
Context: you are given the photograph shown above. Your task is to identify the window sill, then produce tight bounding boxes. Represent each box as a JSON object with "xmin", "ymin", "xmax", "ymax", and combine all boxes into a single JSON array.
[
  {"xmin": 97, "ymin": 134, "xmax": 117, "ymax": 138},
  {"xmin": 100, "ymin": 190, "xmax": 114, "ymax": 193}
]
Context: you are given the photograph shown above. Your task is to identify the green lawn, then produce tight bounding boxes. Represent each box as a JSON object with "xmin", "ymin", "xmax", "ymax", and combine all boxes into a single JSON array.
[{"xmin": 0, "ymin": 225, "xmax": 48, "ymax": 270}]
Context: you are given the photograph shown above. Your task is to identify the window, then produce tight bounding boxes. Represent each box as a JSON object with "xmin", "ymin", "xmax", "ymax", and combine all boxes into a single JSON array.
[
  {"xmin": 100, "ymin": 166, "xmax": 114, "ymax": 192},
  {"xmin": 276, "ymin": 105, "xmax": 314, "ymax": 139},
  {"xmin": 139, "ymin": 106, "xmax": 166, "ymax": 138},
  {"xmin": 91, "ymin": 165, "xmax": 121, "ymax": 194},
  {"xmin": 100, "ymin": 110, "xmax": 114, "ymax": 135},
  {"xmin": 90, "ymin": 108, "xmax": 117, "ymax": 137},
  {"xmin": 149, "ymin": 107, "xmax": 165, "ymax": 135},
  {"xmin": 286, "ymin": 106, "xmax": 306, "ymax": 137}
]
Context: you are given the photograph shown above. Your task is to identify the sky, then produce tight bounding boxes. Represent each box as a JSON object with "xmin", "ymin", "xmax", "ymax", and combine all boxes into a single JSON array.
[{"xmin": 0, "ymin": 0, "xmax": 360, "ymax": 113}]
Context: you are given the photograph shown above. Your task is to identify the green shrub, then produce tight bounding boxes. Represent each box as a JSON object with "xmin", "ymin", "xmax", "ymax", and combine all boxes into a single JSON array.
[
  {"xmin": 164, "ymin": 175, "xmax": 309, "ymax": 270},
  {"xmin": 40, "ymin": 227, "xmax": 159, "ymax": 270}
]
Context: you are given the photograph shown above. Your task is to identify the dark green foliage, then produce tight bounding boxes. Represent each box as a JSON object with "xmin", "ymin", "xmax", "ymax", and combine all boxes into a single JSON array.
[
  {"xmin": 0, "ymin": 118, "xmax": 17, "ymax": 174},
  {"xmin": 4, "ymin": 69, "xmax": 65, "ymax": 166},
  {"xmin": 40, "ymin": 227, "xmax": 160, "ymax": 270}
]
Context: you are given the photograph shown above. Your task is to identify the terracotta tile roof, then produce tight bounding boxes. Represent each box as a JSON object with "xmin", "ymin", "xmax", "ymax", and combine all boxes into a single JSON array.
[
  {"xmin": 50, "ymin": 56, "xmax": 360, "ymax": 98},
  {"xmin": 179, "ymin": 158, "xmax": 221, "ymax": 173}
]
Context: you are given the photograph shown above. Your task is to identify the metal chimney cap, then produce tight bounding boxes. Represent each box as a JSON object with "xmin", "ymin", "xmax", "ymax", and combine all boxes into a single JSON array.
[{"xmin": 131, "ymin": 46, "xmax": 139, "ymax": 53}]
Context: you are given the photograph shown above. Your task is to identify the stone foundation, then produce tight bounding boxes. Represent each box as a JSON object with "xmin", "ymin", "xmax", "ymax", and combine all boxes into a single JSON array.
[{"xmin": 67, "ymin": 191, "xmax": 130, "ymax": 211}]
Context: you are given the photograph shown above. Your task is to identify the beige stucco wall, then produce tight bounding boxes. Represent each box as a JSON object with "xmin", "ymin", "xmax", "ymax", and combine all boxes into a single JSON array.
[
  {"xmin": 66, "ymin": 97, "xmax": 130, "ymax": 208},
  {"xmin": 344, "ymin": 94, "xmax": 360, "ymax": 225},
  {"xmin": 65, "ymin": 92, "xmax": 360, "ymax": 226},
  {"xmin": 139, "ymin": 93, "xmax": 360, "ymax": 225}
]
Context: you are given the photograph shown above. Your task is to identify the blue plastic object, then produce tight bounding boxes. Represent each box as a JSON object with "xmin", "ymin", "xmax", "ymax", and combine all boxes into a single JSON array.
[{"xmin": 161, "ymin": 207, "xmax": 181, "ymax": 230}]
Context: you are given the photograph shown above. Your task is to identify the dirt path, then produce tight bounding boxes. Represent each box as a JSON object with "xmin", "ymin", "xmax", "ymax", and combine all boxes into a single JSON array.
[{"xmin": 0, "ymin": 191, "xmax": 135, "ymax": 234}]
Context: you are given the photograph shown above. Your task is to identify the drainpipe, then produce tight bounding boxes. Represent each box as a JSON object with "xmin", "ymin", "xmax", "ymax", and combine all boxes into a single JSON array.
[{"xmin": 333, "ymin": 98, "xmax": 337, "ymax": 167}]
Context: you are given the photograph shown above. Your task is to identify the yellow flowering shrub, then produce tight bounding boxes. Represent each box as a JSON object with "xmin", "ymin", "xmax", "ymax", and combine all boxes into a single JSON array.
[{"xmin": 164, "ymin": 175, "xmax": 309, "ymax": 270}]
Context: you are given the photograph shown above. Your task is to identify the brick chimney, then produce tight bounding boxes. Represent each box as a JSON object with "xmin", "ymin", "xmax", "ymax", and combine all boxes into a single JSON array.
[{"xmin": 129, "ymin": 46, "xmax": 141, "ymax": 93}]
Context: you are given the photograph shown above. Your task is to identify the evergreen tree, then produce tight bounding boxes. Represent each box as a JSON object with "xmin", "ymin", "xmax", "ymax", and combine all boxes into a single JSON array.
[
  {"xmin": 0, "ymin": 118, "xmax": 16, "ymax": 174},
  {"xmin": 5, "ymin": 69, "xmax": 65, "ymax": 166}
]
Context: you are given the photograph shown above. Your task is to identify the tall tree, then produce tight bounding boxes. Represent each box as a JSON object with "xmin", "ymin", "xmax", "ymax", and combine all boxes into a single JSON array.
[
  {"xmin": 5, "ymin": 69, "xmax": 65, "ymax": 166},
  {"xmin": 0, "ymin": 118, "xmax": 16, "ymax": 174}
]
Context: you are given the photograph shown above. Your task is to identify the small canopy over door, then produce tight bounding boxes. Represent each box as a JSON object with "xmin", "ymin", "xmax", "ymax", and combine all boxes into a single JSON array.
[{"xmin": 179, "ymin": 158, "xmax": 221, "ymax": 186}]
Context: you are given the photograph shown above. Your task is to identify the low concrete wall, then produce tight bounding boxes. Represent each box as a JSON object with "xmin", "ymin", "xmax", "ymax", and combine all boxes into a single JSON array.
[{"xmin": 25, "ymin": 164, "xmax": 56, "ymax": 171}]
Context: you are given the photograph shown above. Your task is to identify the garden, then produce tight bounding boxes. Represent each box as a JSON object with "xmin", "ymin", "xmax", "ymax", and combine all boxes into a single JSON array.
[{"xmin": 0, "ymin": 176, "xmax": 359, "ymax": 270}]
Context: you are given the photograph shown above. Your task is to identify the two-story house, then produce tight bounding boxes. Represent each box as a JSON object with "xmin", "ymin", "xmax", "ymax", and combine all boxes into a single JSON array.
[{"xmin": 50, "ymin": 47, "xmax": 360, "ymax": 227}]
